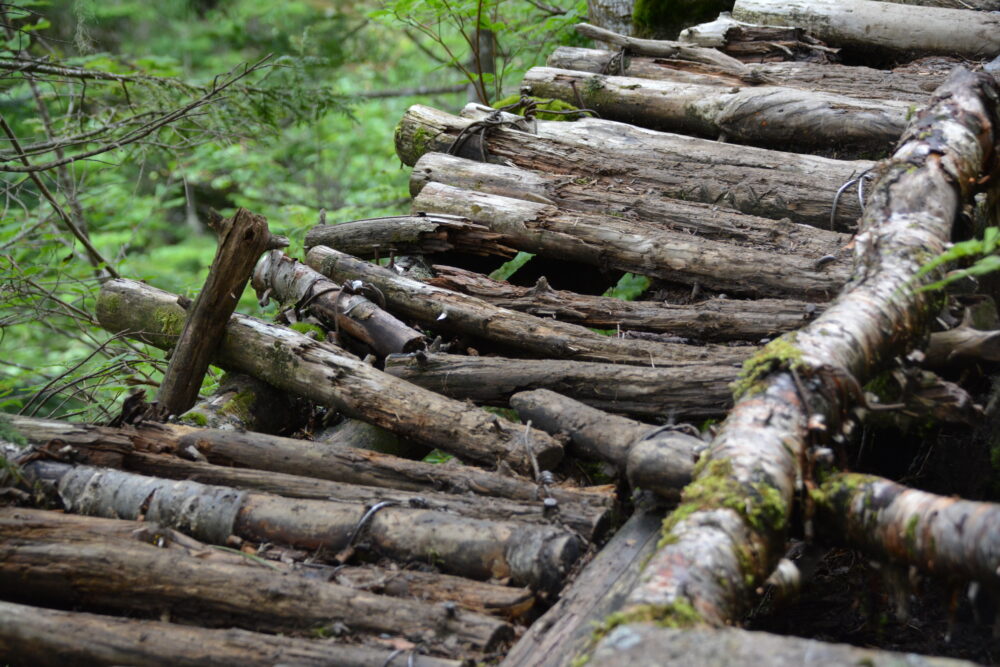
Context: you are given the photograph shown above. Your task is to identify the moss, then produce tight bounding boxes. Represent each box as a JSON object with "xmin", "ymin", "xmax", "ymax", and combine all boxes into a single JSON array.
[
  {"xmin": 492, "ymin": 94, "xmax": 585, "ymax": 121},
  {"xmin": 289, "ymin": 322, "xmax": 326, "ymax": 341},
  {"xmin": 904, "ymin": 514, "xmax": 920, "ymax": 555},
  {"xmin": 100, "ymin": 291, "xmax": 122, "ymax": 317},
  {"xmin": 221, "ymin": 390, "xmax": 255, "ymax": 423},
  {"xmin": 180, "ymin": 411, "xmax": 209, "ymax": 427},
  {"xmin": 730, "ymin": 334, "xmax": 804, "ymax": 399},
  {"xmin": 153, "ymin": 306, "xmax": 186, "ymax": 337}
]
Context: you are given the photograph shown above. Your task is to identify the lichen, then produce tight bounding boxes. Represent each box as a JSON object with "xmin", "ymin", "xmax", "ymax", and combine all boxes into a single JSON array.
[{"xmin": 730, "ymin": 334, "xmax": 804, "ymax": 399}]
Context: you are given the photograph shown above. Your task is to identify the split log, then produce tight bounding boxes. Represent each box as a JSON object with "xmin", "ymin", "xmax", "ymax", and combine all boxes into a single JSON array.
[
  {"xmin": 521, "ymin": 66, "xmax": 909, "ymax": 151},
  {"xmin": 96, "ymin": 279, "xmax": 563, "ymax": 473},
  {"xmin": 0, "ymin": 600, "xmax": 464, "ymax": 667},
  {"xmin": 306, "ymin": 246, "xmax": 749, "ymax": 367},
  {"xmin": 384, "ymin": 352, "xmax": 736, "ymax": 422},
  {"xmin": 610, "ymin": 69, "xmax": 999, "ymax": 628},
  {"xmin": 732, "ymin": 0, "xmax": 1000, "ymax": 59},
  {"xmin": 412, "ymin": 182, "xmax": 849, "ymax": 300},
  {"xmin": 0, "ymin": 508, "xmax": 511, "ymax": 652},
  {"xmin": 429, "ymin": 265, "xmax": 821, "ymax": 342},
  {"xmin": 410, "ymin": 152, "xmax": 849, "ymax": 258},
  {"xmin": 394, "ymin": 103, "xmax": 874, "ymax": 230}
]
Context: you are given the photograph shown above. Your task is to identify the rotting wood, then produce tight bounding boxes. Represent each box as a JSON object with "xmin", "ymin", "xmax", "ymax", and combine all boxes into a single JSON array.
[
  {"xmin": 394, "ymin": 103, "xmax": 874, "ymax": 230},
  {"xmin": 307, "ymin": 246, "xmax": 749, "ymax": 367},
  {"xmin": 179, "ymin": 371, "xmax": 309, "ymax": 434},
  {"xmin": 96, "ymin": 279, "xmax": 563, "ymax": 473},
  {"xmin": 600, "ymin": 68, "xmax": 999, "ymax": 634},
  {"xmin": 384, "ymin": 351, "xmax": 736, "ymax": 422},
  {"xmin": 413, "ymin": 182, "xmax": 849, "ymax": 300},
  {"xmin": 522, "ymin": 66, "xmax": 909, "ymax": 151},
  {"xmin": 678, "ymin": 15, "xmax": 839, "ymax": 63},
  {"xmin": 923, "ymin": 322, "xmax": 1000, "ymax": 368}
]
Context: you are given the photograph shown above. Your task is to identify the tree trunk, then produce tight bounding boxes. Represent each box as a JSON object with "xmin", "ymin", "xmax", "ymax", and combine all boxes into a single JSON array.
[{"xmin": 586, "ymin": 1, "xmax": 636, "ymax": 40}]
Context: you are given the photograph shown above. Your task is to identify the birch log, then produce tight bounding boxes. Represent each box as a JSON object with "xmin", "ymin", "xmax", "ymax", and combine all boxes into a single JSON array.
[{"xmin": 602, "ymin": 68, "xmax": 1000, "ymax": 632}]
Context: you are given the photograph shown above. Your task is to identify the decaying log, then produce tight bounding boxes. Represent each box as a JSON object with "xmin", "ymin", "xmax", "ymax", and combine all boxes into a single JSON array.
[
  {"xmin": 96, "ymin": 279, "xmax": 563, "ymax": 473},
  {"xmin": 410, "ymin": 152, "xmax": 849, "ymax": 258},
  {"xmin": 316, "ymin": 416, "xmax": 430, "ymax": 460},
  {"xmin": 511, "ymin": 389, "xmax": 704, "ymax": 498},
  {"xmin": 429, "ymin": 265, "xmax": 821, "ymax": 342},
  {"xmin": 384, "ymin": 352, "xmax": 736, "ymax": 422},
  {"xmin": 0, "ymin": 600, "xmax": 463, "ymax": 667},
  {"xmin": 413, "ymin": 182, "xmax": 849, "ymax": 300},
  {"xmin": 180, "ymin": 371, "xmax": 309, "ymax": 434},
  {"xmin": 732, "ymin": 0, "xmax": 1000, "ymax": 59},
  {"xmin": 0, "ymin": 508, "xmax": 511, "ymax": 652},
  {"xmin": 394, "ymin": 104, "xmax": 874, "ymax": 230},
  {"xmin": 521, "ymin": 66, "xmax": 908, "ymax": 150},
  {"xmin": 156, "ymin": 208, "xmax": 286, "ymax": 417},
  {"xmin": 253, "ymin": 250, "xmax": 426, "ymax": 357},
  {"xmin": 307, "ymin": 246, "xmax": 749, "ymax": 366},
  {"xmin": 604, "ymin": 68, "xmax": 1000, "ymax": 632}
]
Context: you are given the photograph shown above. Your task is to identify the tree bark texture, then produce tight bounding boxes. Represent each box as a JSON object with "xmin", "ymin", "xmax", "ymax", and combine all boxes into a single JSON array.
[
  {"xmin": 412, "ymin": 182, "xmax": 849, "ymax": 300},
  {"xmin": 96, "ymin": 279, "xmax": 563, "ymax": 473},
  {"xmin": 608, "ymin": 69, "xmax": 1000, "ymax": 630},
  {"xmin": 394, "ymin": 103, "xmax": 874, "ymax": 230},
  {"xmin": 179, "ymin": 371, "xmax": 309, "ymax": 434},
  {"xmin": 521, "ymin": 66, "xmax": 909, "ymax": 151},
  {"xmin": 585, "ymin": 2, "xmax": 635, "ymax": 40}
]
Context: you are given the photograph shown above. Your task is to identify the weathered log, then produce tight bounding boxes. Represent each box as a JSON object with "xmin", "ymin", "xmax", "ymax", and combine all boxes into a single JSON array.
[
  {"xmin": 732, "ymin": 0, "xmax": 1000, "ymax": 59},
  {"xmin": 394, "ymin": 103, "xmax": 874, "ymax": 230},
  {"xmin": 253, "ymin": 250, "xmax": 426, "ymax": 356},
  {"xmin": 307, "ymin": 246, "xmax": 748, "ymax": 367},
  {"xmin": 179, "ymin": 371, "xmax": 309, "ymax": 434},
  {"xmin": 678, "ymin": 15, "xmax": 840, "ymax": 63},
  {"xmin": 315, "ymin": 416, "xmax": 430, "ymax": 460},
  {"xmin": 0, "ymin": 600, "xmax": 464, "ymax": 667},
  {"xmin": 0, "ymin": 508, "xmax": 511, "ymax": 652},
  {"xmin": 428, "ymin": 265, "xmax": 821, "ymax": 342},
  {"xmin": 521, "ymin": 66, "xmax": 909, "ymax": 150},
  {"xmin": 608, "ymin": 68, "xmax": 999, "ymax": 630},
  {"xmin": 410, "ymin": 152, "xmax": 849, "ymax": 258},
  {"xmin": 923, "ymin": 322, "xmax": 1000, "ymax": 368},
  {"xmin": 156, "ymin": 208, "xmax": 286, "ymax": 417},
  {"xmin": 96, "ymin": 279, "xmax": 563, "ymax": 473},
  {"xmin": 384, "ymin": 352, "xmax": 736, "ymax": 422},
  {"xmin": 413, "ymin": 182, "xmax": 849, "ymax": 299}
]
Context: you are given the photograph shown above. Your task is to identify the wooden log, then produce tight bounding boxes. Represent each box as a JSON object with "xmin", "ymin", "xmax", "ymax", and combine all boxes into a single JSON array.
[
  {"xmin": 156, "ymin": 208, "xmax": 286, "ymax": 417},
  {"xmin": 306, "ymin": 246, "xmax": 748, "ymax": 367},
  {"xmin": 96, "ymin": 279, "xmax": 563, "ymax": 473},
  {"xmin": 732, "ymin": 0, "xmax": 1000, "ymax": 59},
  {"xmin": 384, "ymin": 352, "xmax": 736, "ymax": 422},
  {"xmin": 315, "ymin": 416, "xmax": 430, "ymax": 460},
  {"xmin": 180, "ymin": 371, "xmax": 309, "ymax": 434},
  {"xmin": 394, "ymin": 103, "xmax": 874, "ymax": 230},
  {"xmin": 428, "ymin": 265, "xmax": 821, "ymax": 343},
  {"xmin": 878, "ymin": 0, "xmax": 999, "ymax": 8},
  {"xmin": 678, "ymin": 15, "xmax": 841, "ymax": 63},
  {"xmin": 0, "ymin": 508, "xmax": 511, "ymax": 652},
  {"xmin": 0, "ymin": 600, "xmax": 464, "ymax": 667},
  {"xmin": 615, "ymin": 68, "xmax": 999, "ymax": 628},
  {"xmin": 521, "ymin": 66, "xmax": 909, "ymax": 151},
  {"xmin": 412, "ymin": 182, "xmax": 849, "ymax": 300}
]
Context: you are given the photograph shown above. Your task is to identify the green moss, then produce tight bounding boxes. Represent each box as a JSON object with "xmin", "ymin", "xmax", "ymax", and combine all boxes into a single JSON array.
[
  {"xmin": 289, "ymin": 322, "xmax": 326, "ymax": 341},
  {"xmin": 221, "ymin": 390, "xmax": 255, "ymax": 423},
  {"xmin": 180, "ymin": 411, "xmax": 209, "ymax": 427},
  {"xmin": 730, "ymin": 334, "xmax": 804, "ymax": 399},
  {"xmin": 904, "ymin": 514, "xmax": 920, "ymax": 554},
  {"xmin": 100, "ymin": 291, "xmax": 122, "ymax": 317},
  {"xmin": 153, "ymin": 306, "xmax": 186, "ymax": 337},
  {"xmin": 492, "ymin": 94, "xmax": 585, "ymax": 121}
]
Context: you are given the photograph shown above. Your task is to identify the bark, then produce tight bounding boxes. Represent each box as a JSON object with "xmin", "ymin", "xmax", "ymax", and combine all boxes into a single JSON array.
[
  {"xmin": 384, "ymin": 352, "xmax": 736, "ymax": 422},
  {"xmin": 179, "ymin": 371, "xmax": 309, "ymax": 434},
  {"xmin": 615, "ymin": 69, "xmax": 1000, "ymax": 628},
  {"xmin": 307, "ymin": 246, "xmax": 749, "ymax": 366},
  {"xmin": 0, "ymin": 508, "xmax": 511, "ymax": 652},
  {"xmin": 412, "ymin": 182, "xmax": 849, "ymax": 300},
  {"xmin": 585, "ymin": 1, "xmax": 635, "ymax": 39},
  {"xmin": 732, "ymin": 0, "xmax": 1000, "ymax": 59},
  {"xmin": 96, "ymin": 279, "xmax": 563, "ymax": 473},
  {"xmin": 428, "ymin": 264, "xmax": 822, "ymax": 343},
  {"xmin": 521, "ymin": 66, "xmax": 909, "ymax": 151},
  {"xmin": 678, "ymin": 16, "xmax": 839, "ymax": 63},
  {"xmin": 253, "ymin": 250, "xmax": 426, "ymax": 357},
  {"xmin": 0, "ymin": 600, "xmax": 463, "ymax": 667},
  {"xmin": 394, "ymin": 103, "xmax": 874, "ymax": 230},
  {"xmin": 156, "ymin": 208, "xmax": 286, "ymax": 417},
  {"xmin": 315, "ymin": 416, "xmax": 431, "ymax": 460}
]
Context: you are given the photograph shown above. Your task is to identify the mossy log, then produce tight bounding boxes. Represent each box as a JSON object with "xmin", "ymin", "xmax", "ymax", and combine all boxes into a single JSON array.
[{"xmin": 179, "ymin": 371, "xmax": 309, "ymax": 434}]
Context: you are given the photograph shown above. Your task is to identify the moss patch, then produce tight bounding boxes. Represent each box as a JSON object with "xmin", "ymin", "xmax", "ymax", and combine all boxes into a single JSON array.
[
  {"xmin": 730, "ymin": 334, "xmax": 803, "ymax": 399},
  {"xmin": 290, "ymin": 322, "xmax": 326, "ymax": 341},
  {"xmin": 493, "ymin": 94, "xmax": 587, "ymax": 121}
]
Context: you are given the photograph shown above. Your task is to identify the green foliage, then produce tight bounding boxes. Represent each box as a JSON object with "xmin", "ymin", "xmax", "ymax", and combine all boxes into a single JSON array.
[
  {"xmin": 916, "ymin": 226, "xmax": 1000, "ymax": 292},
  {"xmin": 632, "ymin": 0, "xmax": 733, "ymax": 39}
]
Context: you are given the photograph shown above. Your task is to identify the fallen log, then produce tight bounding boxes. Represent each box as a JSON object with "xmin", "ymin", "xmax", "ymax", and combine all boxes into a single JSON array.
[
  {"xmin": 732, "ymin": 0, "xmax": 1000, "ymax": 59},
  {"xmin": 428, "ymin": 265, "xmax": 821, "ymax": 342},
  {"xmin": 315, "ymin": 416, "xmax": 430, "ymax": 460},
  {"xmin": 179, "ymin": 371, "xmax": 309, "ymax": 434},
  {"xmin": 412, "ymin": 182, "xmax": 849, "ymax": 300},
  {"xmin": 306, "ymin": 246, "xmax": 748, "ymax": 366},
  {"xmin": 0, "ymin": 600, "xmax": 464, "ymax": 667},
  {"xmin": 96, "ymin": 279, "xmax": 563, "ymax": 473},
  {"xmin": 394, "ymin": 103, "xmax": 874, "ymax": 230},
  {"xmin": 384, "ymin": 352, "xmax": 736, "ymax": 422},
  {"xmin": 677, "ymin": 15, "xmax": 840, "ymax": 63},
  {"xmin": 521, "ymin": 66, "xmax": 909, "ymax": 151}
]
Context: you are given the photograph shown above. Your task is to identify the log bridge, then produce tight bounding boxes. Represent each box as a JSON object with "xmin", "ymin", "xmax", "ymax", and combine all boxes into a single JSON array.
[{"xmin": 4, "ymin": 3, "xmax": 1000, "ymax": 665}]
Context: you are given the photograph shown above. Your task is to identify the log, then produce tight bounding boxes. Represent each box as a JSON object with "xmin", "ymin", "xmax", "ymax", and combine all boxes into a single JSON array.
[
  {"xmin": 521, "ymin": 66, "xmax": 909, "ymax": 151},
  {"xmin": 412, "ymin": 182, "xmax": 849, "ymax": 300},
  {"xmin": 179, "ymin": 371, "xmax": 309, "ymax": 434},
  {"xmin": 878, "ymin": 0, "xmax": 999, "ymax": 8},
  {"xmin": 611, "ymin": 68, "xmax": 999, "ymax": 629},
  {"xmin": 428, "ymin": 264, "xmax": 822, "ymax": 343},
  {"xmin": 0, "ymin": 508, "xmax": 511, "ymax": 652},
  {"xmin": 394, "ymin": 103, "xmax": 874, "ymax": 230},
  {"xmin": 96, "ymin": 279, "xmax": 563, "ymax": 473},
  {"xmin": 384, "ymin": 352, "xmax": 737, "ymax": 422},
  {"xmin": 678, "ymin": 15, "xmax": 840, "ymax": 63},
  {"xmin": 0, "ymin": 600, "xmax": 464, "ymax": 667},
  {"xmin": 732, "ymin": 0, "xmax": 1000, "ymax": 59},
  {"xmin": 315, "ymin": 416, "xmax": 430, "ymax": 460},
  {"xmin": 306, "ymin": 246, "xmax": 749, "ymax": 367}
]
